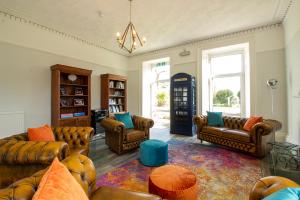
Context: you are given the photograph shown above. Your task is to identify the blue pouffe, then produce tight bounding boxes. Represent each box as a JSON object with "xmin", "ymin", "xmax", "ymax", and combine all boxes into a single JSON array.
[{"xmin": 140, "ymin": 139, "xmax": 168, "ymax": 167}]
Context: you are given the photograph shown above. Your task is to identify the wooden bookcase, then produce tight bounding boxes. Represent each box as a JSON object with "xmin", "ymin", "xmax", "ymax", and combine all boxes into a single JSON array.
[
  {"xmin": 51, "ymin": 64, "xmax": 92, "ymax": 127},
  {"xmin": 100, "ymin": 74, "xmax": 127, "ymax": 115}
]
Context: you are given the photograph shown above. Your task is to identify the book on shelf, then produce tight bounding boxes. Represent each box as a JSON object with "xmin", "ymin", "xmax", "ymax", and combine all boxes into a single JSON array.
[
  {"xmin": 61, "ymin": 113, "xmax": 73, "ymax": 119},
  {"xmin": 74, "ymin": 112, "xmax": 85, "ymax": 117}
]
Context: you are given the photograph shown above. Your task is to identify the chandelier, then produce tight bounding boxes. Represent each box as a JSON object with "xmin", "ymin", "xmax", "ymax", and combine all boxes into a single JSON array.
[{"xmin": 116, "ymin": 0, "xmax": 146, "ymax": 53}]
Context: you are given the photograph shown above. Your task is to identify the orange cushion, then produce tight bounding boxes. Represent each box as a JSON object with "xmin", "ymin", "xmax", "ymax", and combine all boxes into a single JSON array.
[
  {"xmin": 32, "ymin": 157, "xmax": 89, "ymax": 200},
  {"xmin": 243, "ymin": 116, "xmax": 263, "ymax": 131},
  {"xmin": 28, "ymin": 124, "xmax": 55, "ymax": 141},
  {"xmin": 149, "ymin": 165, "xmax": 197, "ymax": 200}
]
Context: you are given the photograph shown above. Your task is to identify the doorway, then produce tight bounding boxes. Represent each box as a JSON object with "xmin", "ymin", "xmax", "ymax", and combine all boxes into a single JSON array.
[{"xmin": 142, "ymin": 58, "xmax": 170, "ymax": 129}]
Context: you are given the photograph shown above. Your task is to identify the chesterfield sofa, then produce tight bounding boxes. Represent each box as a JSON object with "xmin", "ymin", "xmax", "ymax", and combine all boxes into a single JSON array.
[
  {"xmin": 0, "ymin": 154, "xmax": 161, "ymax": 200},
  {"xmin": 101, "ymin": 115, "xmax": 154, "ymax": 154},
  {"xmin": 193, "ymin": 115, "xmax": 282, "ymax": 157},
  {"xmin": 0, "ymin": 126, "xmax": 94, "ymax": 188}
]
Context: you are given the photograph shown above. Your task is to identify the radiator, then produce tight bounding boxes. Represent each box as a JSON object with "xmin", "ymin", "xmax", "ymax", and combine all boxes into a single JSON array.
[{"xmin": 0, "ymin": 111, "xmax": 25, "ymax": 138}]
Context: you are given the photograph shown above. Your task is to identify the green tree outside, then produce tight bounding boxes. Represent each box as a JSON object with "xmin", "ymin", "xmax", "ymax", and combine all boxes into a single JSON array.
[{"xmin": 213, "ymin": 89, "xmax": 234, "ymax": 106}]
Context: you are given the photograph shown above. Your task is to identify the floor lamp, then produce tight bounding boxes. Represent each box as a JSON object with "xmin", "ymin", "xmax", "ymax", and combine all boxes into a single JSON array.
[{"xmin": 267, "ymin": 79, "xmax": 278, "ymax": 118}]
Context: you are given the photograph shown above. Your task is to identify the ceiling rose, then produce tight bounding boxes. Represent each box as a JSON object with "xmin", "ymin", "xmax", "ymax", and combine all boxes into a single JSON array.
[{"xmin": 116, "ymin": 0, "xmax": 146, "ymax": 54}]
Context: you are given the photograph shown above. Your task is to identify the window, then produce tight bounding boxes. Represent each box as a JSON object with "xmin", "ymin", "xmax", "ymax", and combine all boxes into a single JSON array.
[{"xmin": 202, "ymin": 43, "xmax": 250, "ymax": 117}]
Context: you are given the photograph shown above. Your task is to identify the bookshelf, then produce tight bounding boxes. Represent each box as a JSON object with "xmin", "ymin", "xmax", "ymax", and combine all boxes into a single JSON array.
[
  {"xmin": 100, "ymin": 74, "xmax": 127, "ymax": 115},
  {"xmin": 51, "ymin": 64, "xmax": 92, "ymax": 126}
]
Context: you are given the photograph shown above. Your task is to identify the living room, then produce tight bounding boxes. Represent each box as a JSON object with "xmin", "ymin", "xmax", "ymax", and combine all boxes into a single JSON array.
[{"xmin": 0, "ymin": 0, "xmax": 299, "ymax": 200}]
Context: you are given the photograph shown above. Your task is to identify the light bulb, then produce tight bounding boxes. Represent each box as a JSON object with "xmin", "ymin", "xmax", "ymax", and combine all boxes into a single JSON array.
[
  {"xmin": 133, "ymin": 41, "xmax": 137, "ymax": 46},
  {"xmin": 132, "ymin": 30, "xmax": 136, "ymax": 35},
  {"xmin": 116, "ymin": 32, "xmax": 121, "ymax": 38}
]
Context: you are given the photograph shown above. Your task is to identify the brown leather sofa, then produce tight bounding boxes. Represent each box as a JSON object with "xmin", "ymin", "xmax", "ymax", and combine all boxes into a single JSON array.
[
  {"xmin": 0, "ymin": 126, "xmax": 94, "ymax": 188},
  {"xmin": 0, "ymin": 154, "xmax": 161, "ymax": 200},
  {"xmin": 101, "ymin": 115, "xmax": 154, "ymax": 154},
  {"xmin": 249, "ymin": 176, "xmax": 300, "ymax": 200},
  {"xmin": 193, "ymin": 116, "xmax": 282, "ymax": 157}
]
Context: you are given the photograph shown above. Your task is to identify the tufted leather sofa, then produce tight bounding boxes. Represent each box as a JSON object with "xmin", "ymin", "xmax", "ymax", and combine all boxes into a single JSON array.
[
  {"xmin": 193, "ymin": 116, "xmax": 282, "ymax": 157},
  {"xmin": 0, "ymin": 154, "xmax": 161, "ymax": 200},
  {"xmin": 0, "ymin": 126, "xmax": 94, "ymax": 188},
  {"xmin": 249, "ymin": 176, "xmax": 300, "ymax": 200},
  {"xmin": 101, "ymin": 115, "xmax": 154, "ymax": 154}
]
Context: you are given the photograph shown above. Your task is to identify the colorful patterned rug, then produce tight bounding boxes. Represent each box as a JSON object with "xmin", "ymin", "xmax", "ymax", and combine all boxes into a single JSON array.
[{"xmin": 96, "ymin": 140, "xmax": 262, "ymax": 200}]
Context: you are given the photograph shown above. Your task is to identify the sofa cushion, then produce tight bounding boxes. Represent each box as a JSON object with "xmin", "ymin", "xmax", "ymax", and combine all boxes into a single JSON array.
[
  {"xmin": 207, "ymin": 112, "xmax": 224, "ymax": 127},
  {"xmin": 126, "ymin": 129, "xmax": 145, "ymax": 142},
  {"xmin": 115, "ymin": 112, "xmax": 134, "ymax": 129},
  {"xmin": 28, "ymin": 125, "xmax": 55, "ymax": 142},
  {"xmin": 223, "ymin": 129, "xmax": 251, "ymax": 143},
  {"xmin": 243, "ymin": 116, "xmax": 263, "ymax": 131},
  {"xmin": 202, "ymin": 127, "xmax": 229, "ymax": 137},
  {"xmin": 32, "ymin": 157, "xmax": 88, "ymax": 200}
]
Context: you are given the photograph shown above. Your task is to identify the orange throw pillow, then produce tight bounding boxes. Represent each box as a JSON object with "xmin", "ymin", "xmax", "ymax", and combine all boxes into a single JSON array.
[
  {"xmin": 243, "ymin": 116, "xmax": 263, "ymax": 131},
  {"xmin": 28, "ymin": 124, "xmax": 55, "ymax": 141},
  {"xmin": 32, "ymin": 157, "xmax": 89, "ymax": 200}
]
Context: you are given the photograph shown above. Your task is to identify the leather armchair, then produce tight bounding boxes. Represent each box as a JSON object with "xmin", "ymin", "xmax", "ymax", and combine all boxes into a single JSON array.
[
  {"xmin": 193, "ymin": 115, "xmax": 282, "ymax": 157},
  {"xmin": 101, "ymin": 115, "xmax": 154, "ymax": 154},
  {"xmin": 249, "ymin": 176, "xmax": 300, "ymax": 200},
  {"xmin": 0, "ymin": 126, "xmax": 94, "ymax": 188},
  {"xmin": 0, "ymin": 154, "xmax": 161, "ymax": 200}
]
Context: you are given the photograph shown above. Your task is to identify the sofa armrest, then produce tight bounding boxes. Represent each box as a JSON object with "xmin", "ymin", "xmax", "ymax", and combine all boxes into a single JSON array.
[
  {"xmin": 193, "ymin": 115, "xmax": 207, "ymax": 132},
  {"xmin": 132, "ymin": 115, "xmax": 154, "ymax": 131},
  {"xmin": 91, "ymin": 186, "xmax": 162, "ymax": 200},
  {"xmin": 249, "ymin": 176, "xmax": 300, "ymax": 200},
  {"xmin": 250, "ymin": 121, "xmax": 279, "ymax": 142},
  {"xmin": 101, "ymin": 118, "xmax": 125, "ymax": 133},
  {"xmin": 0, "ymin": 140, "xmax": 69, "ymax": 165},
  {"xmin": 0, "ymin": 170, "xmax": 45, "ymax": 200},
  {"xmin": 52, "ymin": 127, "xmax": 94, "ymax": 153}
]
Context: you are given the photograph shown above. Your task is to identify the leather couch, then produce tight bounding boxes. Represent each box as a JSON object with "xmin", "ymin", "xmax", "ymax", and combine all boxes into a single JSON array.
[
  {"xmin": 193, "ymin": 116, "xmax": 282, "ymax": 157},
  {"xmin": 101, "ymin": 115, "xmax": 154, "ymax": 154},
  {"xmin": 0, "ymin": 126, "xmax": 94, "ymax": 188},
  {"xmin": 249, "ymin": 176, "xmax": 300, "ymax": 200},
  {"xmin": 0, "ymin": 154, "xmax": 161, "ymax": 200}
]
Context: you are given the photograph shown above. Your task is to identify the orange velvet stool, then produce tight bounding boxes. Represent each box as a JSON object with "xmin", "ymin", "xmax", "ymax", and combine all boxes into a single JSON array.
[{"xmin": 149, "ymin": 165, "xmax": 197, "ymax": 200}]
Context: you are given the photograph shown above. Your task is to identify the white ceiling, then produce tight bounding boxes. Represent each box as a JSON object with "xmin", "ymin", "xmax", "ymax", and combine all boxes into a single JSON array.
[{"xmin": 0, "ymin": 0, "xmax": 291, "ymax": 56}]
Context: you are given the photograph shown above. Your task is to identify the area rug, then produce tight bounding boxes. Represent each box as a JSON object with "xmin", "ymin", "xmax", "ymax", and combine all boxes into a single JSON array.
[{"xmin": 96, "ymin": 140, "xmax": 262, "ymax": 200}]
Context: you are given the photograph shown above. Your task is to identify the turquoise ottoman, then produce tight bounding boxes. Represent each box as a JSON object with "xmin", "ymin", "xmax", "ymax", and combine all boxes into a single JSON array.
[{"xmin": 140, "ymin": 139, "xmax": 168, "ymax": 167}]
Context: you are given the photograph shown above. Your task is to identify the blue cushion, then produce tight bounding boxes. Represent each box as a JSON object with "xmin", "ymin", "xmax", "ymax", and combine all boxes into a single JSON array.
[
  {"xmin": 263, "ymin": 188, "xmax": 300, "ymax": 200},
  {"xmin": 114, "ymin": 112, "xmax": 134, "ymax": 129},
  {"xmin": 140, "ymin": 139, "xmax": 168, "ymax": 167},
  {"xmin": 207, "ymin": 111, "xmax": 224, "ymax": 127}
]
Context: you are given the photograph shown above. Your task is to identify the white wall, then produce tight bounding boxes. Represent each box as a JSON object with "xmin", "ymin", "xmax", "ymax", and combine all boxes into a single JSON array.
[
  {"xmin": 128, "ymin": 24, "xmax": 287, "ymax": 136},
  {"xmin": 283, "ymin": 0, "xmax": 300, "ymax": 145},
  {"xmin": 0, "ymin": 42, "xmax": 127, "ymax": 135},
  {"xmin": 0, "ymin": 12, "xmax": 128, "ymax": 136}
]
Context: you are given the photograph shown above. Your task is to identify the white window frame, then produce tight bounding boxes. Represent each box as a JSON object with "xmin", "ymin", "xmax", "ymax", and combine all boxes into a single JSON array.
[{"xmin": 208, "ymin": 50, "xmax": 246, "ymax": 117}]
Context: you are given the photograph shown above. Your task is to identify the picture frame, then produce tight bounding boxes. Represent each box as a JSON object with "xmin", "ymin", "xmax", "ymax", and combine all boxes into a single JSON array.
[
  {"xmin": 74, "ymin": 99, "xmax": 84, "ymax": 106},
  {"xmin": 60, "ymin": 99, "xmax": 68, "ymax": 107},
  {"xmin": 74, "ymin": 87, "xmax": 84, "ymax": 95},
  {"xmin": 60, "ymin": 87, "xmax": 67, "ymax": 95}
]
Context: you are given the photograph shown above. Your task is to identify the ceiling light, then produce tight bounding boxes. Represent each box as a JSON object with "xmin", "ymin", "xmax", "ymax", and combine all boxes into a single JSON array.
[{"xmin": 116, "ymin": 0, "xmax": 146, "ymax": 54}]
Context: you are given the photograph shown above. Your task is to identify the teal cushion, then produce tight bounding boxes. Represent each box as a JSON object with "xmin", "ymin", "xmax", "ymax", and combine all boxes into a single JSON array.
[
  {"xmin": 207, "ymin": 111, "xmax": 224, "ymax": 127},
  {"xmin": 114, "ymin": 112, "xmax": 134, "ymax": 129},
  {"xmin": 263, "ymin": 188, "xmax": 300, "ymax": 200}
]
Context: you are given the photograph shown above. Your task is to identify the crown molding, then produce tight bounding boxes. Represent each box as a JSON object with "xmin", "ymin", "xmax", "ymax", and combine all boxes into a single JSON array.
[
  {"xmin": 131, "ymin": 23, "xmax": 283, "ymax": 57},
  {"xmin": 0, "ymin": 10, "xmax": 126, "ymax": 57},
  {"xmin": 281, "ymin": 0, "xmax": 294, "ymax": 22}
]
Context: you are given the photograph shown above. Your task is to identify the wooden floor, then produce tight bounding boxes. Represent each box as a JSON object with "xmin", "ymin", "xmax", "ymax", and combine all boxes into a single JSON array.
[{"xmin": 90, "ymin": 127, "xmax": 273, "ymax": 177}]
